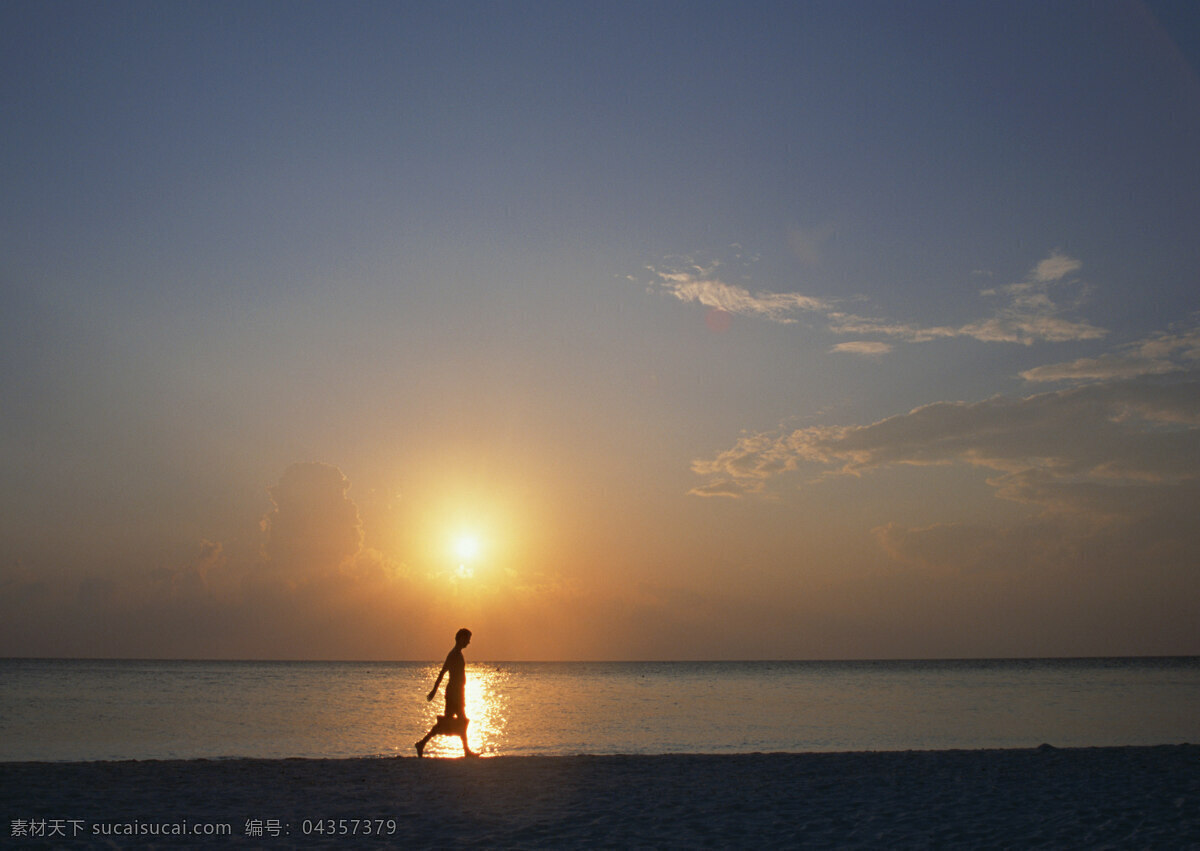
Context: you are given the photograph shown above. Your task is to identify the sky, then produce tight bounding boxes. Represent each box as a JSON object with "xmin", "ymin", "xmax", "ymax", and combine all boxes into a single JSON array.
[{"xmin": 2, "ymin": 0, "xmax": 1198, "ymax": 661}]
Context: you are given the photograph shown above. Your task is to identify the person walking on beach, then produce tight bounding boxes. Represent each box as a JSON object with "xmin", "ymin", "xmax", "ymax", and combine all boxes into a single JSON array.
[{"xmin": 415, "ymin": 628, "xmax": 476, "ymax": 757}]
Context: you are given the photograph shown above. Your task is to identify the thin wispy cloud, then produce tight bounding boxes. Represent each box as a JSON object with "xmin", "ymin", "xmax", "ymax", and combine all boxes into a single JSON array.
[
  {"xmin": 651, "ymin": 250, "xmax": 1106, "ymax": 352},
  {"xmin": 1022, "ymin": 319, "xmax": 1200, "ymax": 383},
  {"xmin": 650, "ymin": 265, "xmax": 831, "ymax": 323},
  {"xmin": 830, "ymin": 341, "xmax": 893, "ymax": 356},
  {"xmin": 827, "ymin": 251, "xmax": 1105, "ymax": 347}
]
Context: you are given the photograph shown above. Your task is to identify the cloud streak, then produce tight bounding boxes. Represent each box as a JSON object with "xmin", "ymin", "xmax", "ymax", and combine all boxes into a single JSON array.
[
  {"xmin": 825, "ymin": 251, "xmax": 1105, "ymax": 347},
  {"xmin": 830, "ymin": 341, "xmax": 893, "ymax": 356},
  {"xmin": 651, "ymin": 250, "xmax": 1106, "ymax": 350},
  {"xmin": 1022, "ymin": 319, "xmax": 1200, "ymax": 383},
  {"xmin": 691, "ymin": 374, "xmax": 1200, "ymax": 508},
  {"xmin": 651, "ymin": 266, "xmax": 831, "ymax": 323}
]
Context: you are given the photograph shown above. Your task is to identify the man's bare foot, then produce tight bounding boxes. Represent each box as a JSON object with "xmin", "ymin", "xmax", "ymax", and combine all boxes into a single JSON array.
[
  {"xmin": 464, "ymin": 749, "xmax": 479, "ymax": 758},
  {"xmin": 415, "ymin": 740, "xmax": 425, "ymax": 758}
]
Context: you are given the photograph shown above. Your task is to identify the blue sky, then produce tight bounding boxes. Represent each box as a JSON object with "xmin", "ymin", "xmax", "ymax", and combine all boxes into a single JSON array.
[{"xmin": 2, "ymin": 1, "xmax": 1198, "ymax": 659}]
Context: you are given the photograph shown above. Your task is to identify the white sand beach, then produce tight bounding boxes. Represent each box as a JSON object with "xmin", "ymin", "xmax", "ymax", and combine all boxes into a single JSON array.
[{"xmin": 4, "ymin": 745, "xmax": 1198, "ymax": 848}]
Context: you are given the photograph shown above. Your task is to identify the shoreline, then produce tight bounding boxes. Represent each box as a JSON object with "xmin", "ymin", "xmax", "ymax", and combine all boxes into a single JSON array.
[{"xmin": 4, "ymin": 745, "xmax": 1198, "ymax": 847}]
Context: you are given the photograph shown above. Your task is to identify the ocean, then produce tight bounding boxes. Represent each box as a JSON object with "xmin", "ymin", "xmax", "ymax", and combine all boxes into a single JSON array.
[{"xmin": 2, "ymin": 658, "xmax": 1197, "ymax": 761}]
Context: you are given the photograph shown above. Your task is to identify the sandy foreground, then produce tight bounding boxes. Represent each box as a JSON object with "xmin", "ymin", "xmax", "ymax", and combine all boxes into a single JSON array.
[{"xmin": 3, "ymin": 746, "xmax": 1198, "ymax": 848}]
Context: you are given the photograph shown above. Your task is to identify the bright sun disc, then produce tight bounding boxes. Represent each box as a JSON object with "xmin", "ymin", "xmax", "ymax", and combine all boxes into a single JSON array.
[{"xmin": 454, "ymin": 534, "xmax": 481, "ymax": 561}]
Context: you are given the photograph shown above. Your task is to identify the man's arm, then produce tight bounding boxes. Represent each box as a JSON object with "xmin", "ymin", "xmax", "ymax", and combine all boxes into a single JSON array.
[{"xmin": 427, "ymin": 653, "xmax": 451, "ymax": 701}]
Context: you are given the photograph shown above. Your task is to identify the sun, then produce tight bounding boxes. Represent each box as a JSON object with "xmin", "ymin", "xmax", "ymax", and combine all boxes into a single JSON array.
[
  {"xmin": 454, "ymin": 534, "xmax": 482, "ymax": 562},
  {"xmin": 451, "ymin": 533, "xmax": 482, "ymax": 580}
]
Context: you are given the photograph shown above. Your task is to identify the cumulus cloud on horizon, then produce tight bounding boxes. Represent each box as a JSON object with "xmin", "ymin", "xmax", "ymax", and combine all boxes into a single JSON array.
[
  {"xmin": 0, "ymin": 462, "xmax": 419, "ymax": 659},
  {"xmin": 260, "ymin": 461, "xmax": 364, "ymax": 579}
]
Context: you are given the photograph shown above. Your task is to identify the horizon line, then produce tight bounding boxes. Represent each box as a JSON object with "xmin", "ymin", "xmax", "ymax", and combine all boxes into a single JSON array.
[{"xmin": 4, "ymin": 654, "xmax": 1197, "ymax": 665}]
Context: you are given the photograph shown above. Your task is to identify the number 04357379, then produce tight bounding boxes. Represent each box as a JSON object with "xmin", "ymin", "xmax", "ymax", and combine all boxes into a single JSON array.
[{"xmin": 301, "ymin": 819, "xmax": 397, "ymax": 836}]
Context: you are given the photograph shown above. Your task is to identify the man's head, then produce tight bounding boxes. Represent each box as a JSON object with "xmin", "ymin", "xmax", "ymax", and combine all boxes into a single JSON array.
[{"xmin": 455, "ymin": 628, "xmax": 472, "ymax": 648}]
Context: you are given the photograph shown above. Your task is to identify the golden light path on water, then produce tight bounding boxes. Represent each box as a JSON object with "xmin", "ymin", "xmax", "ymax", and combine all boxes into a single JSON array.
[{"xmin": 415, "ymin": 665, "xmax": 512, "ymax": 758}]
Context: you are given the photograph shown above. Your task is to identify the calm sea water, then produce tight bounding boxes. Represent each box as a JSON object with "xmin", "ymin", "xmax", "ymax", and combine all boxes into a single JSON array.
[{"xmin": 2, "ymin": 658, "xmax": 1197, "ymax": 761}]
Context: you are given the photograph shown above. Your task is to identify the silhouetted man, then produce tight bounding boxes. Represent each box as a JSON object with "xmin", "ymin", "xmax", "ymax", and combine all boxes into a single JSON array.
[{"xmin": 415, "ymin": 628, "xmax": 476, "ymax": 757}]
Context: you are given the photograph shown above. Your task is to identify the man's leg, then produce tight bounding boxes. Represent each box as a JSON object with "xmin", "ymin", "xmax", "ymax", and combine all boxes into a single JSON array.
[
  {"xmin": 458, "ymin": 717, "xmax": 476, "ymax": 756},
  {"xmin": 415, "ymin": 725, "xmax": 434, "ymax": 757}
]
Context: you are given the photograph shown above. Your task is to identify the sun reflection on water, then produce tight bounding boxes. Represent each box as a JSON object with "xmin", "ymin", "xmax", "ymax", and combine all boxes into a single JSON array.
[{"xmin": 418, "ymin": 665, "xmax": 510, "ymax": 758}]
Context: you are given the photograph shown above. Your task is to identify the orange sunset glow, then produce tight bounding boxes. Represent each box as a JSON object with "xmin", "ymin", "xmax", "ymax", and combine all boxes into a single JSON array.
[{"xmin": 1, "ymin": 1, "xmax": 1198, "ymax": 664}]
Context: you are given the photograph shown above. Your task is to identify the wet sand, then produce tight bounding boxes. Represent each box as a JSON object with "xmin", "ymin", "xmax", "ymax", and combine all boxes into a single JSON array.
[{"xmin": 3, "ymin": 745, "xmax": 1198, "ymax": 847}]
